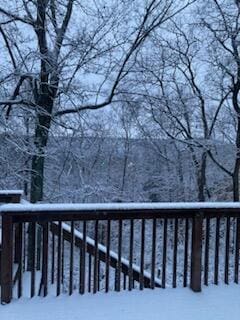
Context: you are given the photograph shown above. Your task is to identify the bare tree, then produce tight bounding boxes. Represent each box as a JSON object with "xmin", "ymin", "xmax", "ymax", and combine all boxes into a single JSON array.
[
  {"xmin": 126, "ymin": 18, "xmax": 229, "ymax": 201},
  {"xmin": 198, "ymin": 0, "xmax": 240, "ymax": 201},
  {"xmin": 0, "ymin": 0, "xmax": 195, "ymax": 203}
]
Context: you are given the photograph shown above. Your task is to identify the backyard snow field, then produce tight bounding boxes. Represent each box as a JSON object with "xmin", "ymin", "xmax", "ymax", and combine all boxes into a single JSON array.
[{"xmin": 1, "ymin": 285, "xmax": 240, "ymax": 320}]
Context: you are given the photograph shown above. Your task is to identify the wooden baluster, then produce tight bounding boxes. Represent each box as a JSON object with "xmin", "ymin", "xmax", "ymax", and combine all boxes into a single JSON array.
[
  {"xmin": 61, "ymin": 236, "xmax": 64, "ymax": 285},
  {"xmin": 69, "ymin": 221, "xmax": 74, "ymax": 295},
  {"xmin": 225, "ymin": 217, "xmax": 230, "ymax": 284},
  {"xmin": 123, "ymin": 273, "xmax": 127, "ymax": 290},
  {"xmin": 51, "ymin": 226, "xmax": 55, "ymax": 284},
  {"xmin": 151, "ymin": 218, "xmax": 156, "ymax": 289},
  {"xmin": 235, "ymin": 218, "xmax": 240, "ymax": 283},
  {"xmin": 30, "ymin": 222, "xmax": 36, "ymax": 298},
  {"xmin": 57, "ymin": 221, "xmax": 62, "ymax": 296},
  {"xmin": 36, "ymin": 226, "xmax": 42, "ymax": 271},
  {"xmin": 80, "ymin": 221, "xmax": 86, "ymax": 294},
  {"xmin": 88, "ymin": 254, "xmax": 92, "ymax": 293},
  {"xmin": 162, "ymin": 219, "xmax": 168, "ymax": 289},
  {"xmin": 93, "ymin": 220, "xmax": 99, "ymax": 294},
  {"xmin": 140, "ymin": 219, "xmax": 145, "ymax": 290},
  {"xmin": 105, "ymin": 220, "xmax": 111, "ymax": 293},
  {"xmin": 214, "ymin": 217, "xmax": 220, "ymax": 285},
  {"xmin": 14, "ymin": 223, "xmax": 21, "ymax": 263},
  {"xmin": 116, "ymin": 220, "xmax": 123, "ymax": 292},
  {"xmin": 97, "ymin": 257, "xmax": 100, "ymax": 291},
  {"xmin": 190, "ymin": 212, "xmax": 203, "ymax": 292},
  {"xmin": 17, "ymin": 223, "xmax": 23, "ymax": 298},
  {"xmin": 172, "ymin": 218, "xmax": 178, "ymax": 288},
  {"xmin": 204, "ymin": 218, "xmax": 210, "ymax": 286},
  {"xmin": 23, "ymin": 223, "xmax": 26, "ymax": 272},
  {"xmin": 183, "ymin": 218, "xmax": 189, "ymax": 287},
  {"xmin": 41, "ymin": 222, "xmax": 49, "ymax": 297},
  {"xmin": 128, "ymin": 219, "xmax": 134, "ymax": 291}
]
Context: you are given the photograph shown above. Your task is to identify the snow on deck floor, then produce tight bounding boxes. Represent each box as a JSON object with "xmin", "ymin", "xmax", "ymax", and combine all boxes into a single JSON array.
[{"xmin": 1, "ymin": 285, "xmax": 240, "ymax": 320}]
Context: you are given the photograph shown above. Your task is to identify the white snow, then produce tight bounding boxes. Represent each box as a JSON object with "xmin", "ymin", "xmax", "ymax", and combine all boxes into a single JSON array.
[
  {"xmin": 0, "ymin": 190, "xmax": 23, "ymax": 195},
  {"xmin": 1, "ymin": 285, "xmax": 240, "ymax": 320},
  {"xmin": 2, "ymin": 201, "xmax": 240, "ymax": 213}
]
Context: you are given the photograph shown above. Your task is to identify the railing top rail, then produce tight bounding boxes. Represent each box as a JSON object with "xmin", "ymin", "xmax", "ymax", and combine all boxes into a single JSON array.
[
  {"xmin": 1, "ymin": 201, "xmax": 240, "ymax": 222},
  {"xmin": 2, "ymin": 201, "xmax": 240, "ymax": 212}
]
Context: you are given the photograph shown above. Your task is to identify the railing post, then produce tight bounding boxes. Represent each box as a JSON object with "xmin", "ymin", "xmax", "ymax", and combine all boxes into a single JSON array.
[
  {"xmin": 14, "ymin": 223, "xmax": 21, "ymax": 263},
  {"xmin": 1, "ymin": 214, "xmax": 14, "ymax": 304},
  {"xmin": 190, "ymin": 211, "xmax": 203, "ymax": 292}
]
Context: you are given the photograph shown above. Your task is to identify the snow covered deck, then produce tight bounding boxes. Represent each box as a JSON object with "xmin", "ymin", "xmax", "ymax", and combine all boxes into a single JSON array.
[{"xmin": 1, "ymin": 285, "xmax": 239, "ymax": 320}]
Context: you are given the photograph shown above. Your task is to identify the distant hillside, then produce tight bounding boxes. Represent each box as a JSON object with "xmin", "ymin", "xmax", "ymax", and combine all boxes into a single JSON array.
[{"xmin": 0, "ymin": 134, "xmax": 235, "ymax": 202}]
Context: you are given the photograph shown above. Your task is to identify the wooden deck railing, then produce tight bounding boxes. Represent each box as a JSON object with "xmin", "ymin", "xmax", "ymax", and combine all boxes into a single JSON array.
[
  {"xmin": 0, "ymin": 190, "xmax": 22, "ymax": 204},
  {"xmin": 1, "ymin": 200, "xmax": 240, "ymax": 304}
]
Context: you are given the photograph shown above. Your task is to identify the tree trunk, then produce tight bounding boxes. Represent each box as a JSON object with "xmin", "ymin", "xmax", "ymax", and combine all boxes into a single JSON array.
[
  {"xmin": 30, "ymin": 112, "xmax": 52, "ymax": 203},
  {"xmin": 197, "ymin": 152, "xmax": 207, "ymax": 202},
  {"xmin": 233, "ymin": 118, "xmax": 240, "ymax": 202},
  {"xmin": 190, "ymin": 148, "xmax": 208, "ymax": 202},
  {"xmin": 28, "ymin": 104, "xmax": 53, "ymax": 270}
]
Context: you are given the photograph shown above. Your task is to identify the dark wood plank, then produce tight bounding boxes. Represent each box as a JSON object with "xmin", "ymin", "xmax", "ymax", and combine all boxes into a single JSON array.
[
  {"xmin": 69, "ymin": 221, "xmax": 74, "ymax": 295},
  {"xmin": 151, "ymin": 218, "xmax": 156, "ymax": 289},
  {"xmin": 57, "ymin": 221, "xmax": 62, "ymax": 296},
  {"xmin": 93, "ymin": 220, "xmax": 99, "ymax": 294},
  {"xmin": 42, "ymin": 222, "xmax": 49, "ymax": 297},
  {"xmin": 183, "ymin": 218, "xmax": 189, "ymax": 287},
  {"xmin": 17, "ymin": 223, "xmax": 23, "ymax": 298},
  {"xmin": 97, "ymin": 256, "xmax": 100, "ymax": 291},
  {"xmin": 10, "ymin": 205, "xmax": 240, "ymax": 225},
  {"xmin": 123, "ymin": 273, "xmax": 127, "ymax": 290},
  {"xmin": 128, "ymin": 219, "xmax": 134, "ymax": 291},
  {"xmin": 9, "ymin": 207, "xmax": 201, "ymax": 224},
  {"xmin": 105, "ymin": 220, "xmax": 111, "ymax": 293},
  {"xmin": 61, "ymin": 236, "xmax": 64, "ymax": 285},
  {"xmin": 88, "ymin": 254, "xmax": 92, "ymax": 293},
  {"xmin": 204, "ymin": 218, "xmax": 210, "ymax": 286},
  {"xmin": 14, "ymin": 223, "xmax": 21, "ymax": 263},
  {"xmin": 80, "ymin": 221, "xmax": 86, "ymax": 294},
  {"xmin": 1, "ymin": 215, "xmax": 14, "ymax": 304},
  {"xmin": 0, "ymin": 192, "xmax": 22, "ymax": 204},
  {"xmin": 214, "ymin": 217, "xmax": 220, "ymax": 285},
  {"xmin": 190, "ymin": 213, "xmax": 203, "ymax": 292},
  {"xmin": 30, "ymin": 222, "xmax": 36, "ymax": 298},
  {"xmin": 172, "ymin": 218, "xmax": 178, "ymax": 288},
  {"xmin": 23, "ymin": 223, "xmax": 26, "ymax": 272},
  {"xmin": 140, "ymin": 219, "xmax": 145, "ymax": 290},
  {"xmin": 116, "ymin": 219, "xmax": 123, "ymax": 292},
  {"xmin": 51, "ymin": 227, "xmax": 55, "ymax": 284},
  {"xmin": 235, "ymin": 218, "xmax": 240, "ymax": 283},
  {"xmin": 36, "ymin": 227, "xmax": 42, "ymax": 271},
  {"xmin": 162, "ymin": 219, "xmax": 168, "ymax": 289},
  {"xmin": 224, "ymin": 217, "xmax": 230, "ymax": 284}
]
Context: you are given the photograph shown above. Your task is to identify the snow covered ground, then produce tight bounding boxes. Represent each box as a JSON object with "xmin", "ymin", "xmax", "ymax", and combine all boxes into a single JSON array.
[{"xmin": 1, "ymin": 285, "xmax": 240, "ymax": 320}]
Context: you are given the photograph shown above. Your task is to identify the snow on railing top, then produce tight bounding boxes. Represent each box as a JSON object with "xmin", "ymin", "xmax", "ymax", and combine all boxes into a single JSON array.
[
  {"xmin": 0, "ymin": 190, "xmax": 23, "ymax": 195},
  {"xmin": 2, "ymin": 201, "xmax": 240, "ymax": 213}
]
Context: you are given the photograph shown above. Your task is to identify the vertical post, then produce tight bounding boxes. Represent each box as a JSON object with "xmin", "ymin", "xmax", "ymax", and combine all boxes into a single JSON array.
[
  {"xmin": 1, "ymin": 214, "xmax": 14, "ymax": 304},
  {"xmin": 42, "ymin": 222, "xmax": 49, "ymax": 297},
  {"xmin": 14, "ymin": 224, "xmax": 21, "ymax": 263},
  {"xmin": 13, "ymin": 193, "xmax": 22, "ymax": 264},
  {"xmin": 190, "ymin": 211, "xmax": 203, "ymax": 292},
  {"xmin": 17, "ymin": 223, "xmax": 23, "ymax": 299}
]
